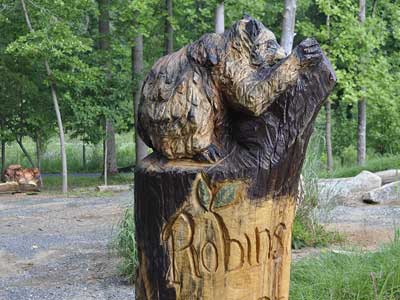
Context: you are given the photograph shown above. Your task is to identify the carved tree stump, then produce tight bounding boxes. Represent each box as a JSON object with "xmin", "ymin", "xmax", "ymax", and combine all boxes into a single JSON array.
[{"xmin": 135, "ymin": 16, "xmax": 336, "ymax": 300}]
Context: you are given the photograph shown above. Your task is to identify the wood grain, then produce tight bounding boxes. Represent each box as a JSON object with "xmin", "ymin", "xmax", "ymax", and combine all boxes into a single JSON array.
[{"xmin": 135, "ymin": 15, "xmax": 336, "ymax": 300}]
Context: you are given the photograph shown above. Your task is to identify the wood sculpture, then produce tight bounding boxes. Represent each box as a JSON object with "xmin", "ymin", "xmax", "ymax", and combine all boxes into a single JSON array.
[{"xmin": 135, "ymin": 16, "xmax": 336, "ymax": 300}]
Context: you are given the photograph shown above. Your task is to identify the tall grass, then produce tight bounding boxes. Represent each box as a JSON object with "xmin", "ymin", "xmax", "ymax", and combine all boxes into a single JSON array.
[
  {"xmin": 319, "ymin": 154, "xmax": 400, "ymax": 179},
  {"xmin": 290, "ymin": 230, "xmax": 400, "ymax": 300},
  {"xmin": 293, "ymin": 132, "xmax": 343, "ymax": 249},
  {"xmin": 111, "ymin": 208, "xmax": 137, "ymax": 283},
  {"xmin": 1, "ymin": 132, "xmax": 135, "ymax": 173}
]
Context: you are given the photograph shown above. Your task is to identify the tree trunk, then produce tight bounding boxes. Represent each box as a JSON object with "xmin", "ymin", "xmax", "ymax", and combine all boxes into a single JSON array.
[
  {"xmin": 325, "ymin": 7, "xmax": 333, "ymax": 172},
  {"xmin": 215, "ymin": 2, "xmax": 224, "ymax": 34},
  {"xmin": 98, "ymin": 0, "xmax": 118, "ymax": 175},
  {"xmin": 20, "ymin": 0, "xmax": 68, "ymax": 193},
  {"xmin": 82, "ymin": 142, "xmax": 86, "ymax": 170},
  {"xmin": 280, "ymin": 0, "xmax": 297, "ymax": 55},
  {"xmin": 372, "ymin": 0, "xmax": 378, "ymax": 16},
  {"xmin": 357, "ymin": 99, "xmax": 367, "ymax": 165},
  {"xmin": 325, "ymin": 99, "xmax": 333, "ymax": 172},
  {"xmin": 105, "ymin": 119, "xmax": 118, "ymax": 174},
  {"xmin": 1, "ymin": 141, "xmax": 5, "ymax": 177},
  {"xmin": 35, "ymin": 138, "xmax": 41, "ymax": 170},
  {"xmin": 357, "ymin": 0, "xmax": 366, "ymax": 166},
  {"xmin": 133, "ymin": 35, "xmax": 148, "ymax": 167},
  {"xmin": 104, "ymin": 138, "xmax": 108, "ymax": 186},
  {"xmin": 16, "ymin": 137, "xmax": 35, "ymax": 168},
  {"xmin": 35, "ymin": 138, "xmax": 43, "ymax": 186},
  {"xmin": 164, "ymin": 0, "xmax": 174, "ymax": 55}
]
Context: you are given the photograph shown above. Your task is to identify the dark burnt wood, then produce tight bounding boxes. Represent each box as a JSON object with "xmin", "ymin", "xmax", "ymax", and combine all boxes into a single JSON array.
[{"xmin": 135, "ymin": 16, "xmax": 336, "ymax": 300}]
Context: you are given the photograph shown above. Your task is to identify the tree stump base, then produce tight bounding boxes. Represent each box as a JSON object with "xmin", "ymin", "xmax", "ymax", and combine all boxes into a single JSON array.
[{"xmin": 135, "ymin": 157, "xmax": 296, "ymax": 300}]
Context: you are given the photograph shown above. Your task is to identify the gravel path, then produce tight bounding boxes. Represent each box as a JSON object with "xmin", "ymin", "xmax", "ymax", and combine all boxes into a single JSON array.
[
  {"xmin": 1, "ymin": 189, "xmax": 398, "ymax": 299},
  {"xmin": 325, "ymin": 202, "xmax": 400, "ymax": 249},
  {"xmin": 0, "ymin": 191, "xmax": 135, "ymax": 300}
]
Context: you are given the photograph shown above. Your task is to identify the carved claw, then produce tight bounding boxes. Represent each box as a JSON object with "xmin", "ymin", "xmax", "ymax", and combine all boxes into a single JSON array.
[
  {"xmin": 296, "ymin": 38, "xmax": 323, "ymax": 67},
  {"xmin": 195, "ymin": 144, "xmax": 224, "ymax": 163}
]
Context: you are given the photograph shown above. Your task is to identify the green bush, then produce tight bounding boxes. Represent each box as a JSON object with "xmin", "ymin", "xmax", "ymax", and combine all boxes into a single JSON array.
[
  {"xmin": 111, "ymin": 208, "xmax": 138, "ymax": 283},
  {"xmin": 292, "ymin": 132, "xmax": 343, "ymax": 249},
  {"xmin": 291, "ymin": 230, "xmax": 400, "ymax": 300}
]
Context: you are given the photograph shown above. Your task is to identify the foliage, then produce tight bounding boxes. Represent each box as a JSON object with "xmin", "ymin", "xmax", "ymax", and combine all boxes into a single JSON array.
[
  {"xmin": 293, "ymin": 132, "xmax": 343, "ymax": 249},
  {"xmin": 319, "ymin": 153, "xmax": 400, "ymax": 179},
  {"xmin": 0, "ymin": 0, "xmax": 399, "ymax": 174},
  {"xmin": 291, "ymin": 231, "xmax": 400, "ymax": 300},
  {"xmin": 111, "ymin": 207, "xmax": 137, "ymax": 283},
  {"xmin": 292, "ymin": 215, "xmax": 343, "ymax": 249},
  {"xmin": 1, "ymin": 133, "xmax": 135, "ymax": 174}
]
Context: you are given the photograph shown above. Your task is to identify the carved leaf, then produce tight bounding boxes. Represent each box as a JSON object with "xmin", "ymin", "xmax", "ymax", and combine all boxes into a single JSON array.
[
  {"xmin": 213, "ymin": 183, "xmax": 238, "ymax": 208},
  {"xmin": 197, "ymin": 177, "xmax": 212, "ymax": 210}
]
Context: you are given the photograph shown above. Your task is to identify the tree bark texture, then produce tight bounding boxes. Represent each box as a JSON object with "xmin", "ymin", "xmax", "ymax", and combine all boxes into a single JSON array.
[
  {"xmin": 105, "ymin": 119, "xmax": 118, "ymax": 174},
  {"xmin": 215, "ymin": 2, "xmax": 224, "ymax": 34},
  {"xmin": 280, "ymin": 0, "xmax": 297, "ymax": 55},
  {"xmin": 98, "ymin": 0, "xmax": 118, "ymax": 175},
  {"xmin": 357, "ymin": 0, "xmax": 366, "ymax": 166},
  {"xmin": 133, "ymin": 35, "xmax": 148, "ymax": 166},
  {"xmin": 82, "ymin": 142, "xmax": 86, "ymax": 170},
  {"xmin": 164, "ymin": 0, "xmax": 174, "ymax": 55},
  {"xmin": 325, "ymin": 99, "xmax": 333, "ymax": 172},
  {"xmin": 135, "ymin": 17, "xmax": 336, "ymax": 300},
  {"xmin": 35, "ymin": 138, "xmax": 43, "ymax": 186},
  {"xmin": 357, "ymin": 99, "xmax": 367, "ymax": 165},
  {"xmin": 324, "ymin": 7, "xmax": 333, "ymax": 172},
  {"xmin": 20, "ymin": 0, "xmax": 68, "ymax": 192}
]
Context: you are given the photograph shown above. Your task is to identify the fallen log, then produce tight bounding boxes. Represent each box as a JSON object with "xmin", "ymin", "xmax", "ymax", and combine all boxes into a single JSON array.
[
  {"xmin": 96, "ymin": 184, "xmax": 133, "ymax": 192},
  {"xmin": 0, "ymin": 182, "xmax": 19, "ymax": 193}
]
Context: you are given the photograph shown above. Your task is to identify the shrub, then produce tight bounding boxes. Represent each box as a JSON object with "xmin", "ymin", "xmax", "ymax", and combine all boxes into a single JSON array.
[{"xmin": 111, "ymin": 208, "xmax": 138, "ymax": 283}]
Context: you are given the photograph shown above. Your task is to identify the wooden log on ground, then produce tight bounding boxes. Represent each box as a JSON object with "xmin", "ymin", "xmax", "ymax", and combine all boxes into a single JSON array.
[
  {"xmin": 375, "ymin": 169, "xmax": 400, "ymax": 185},
  {"xmin": 135, "ymin": 16, "xmax": 336, "ymax": 300},
  {"xmin": 0, "ymin": 182, "xmax": 19, "ymax": 193},
  {"xmin": 96, "ymin": 184, "xmax": 133, "ymax": 192}
]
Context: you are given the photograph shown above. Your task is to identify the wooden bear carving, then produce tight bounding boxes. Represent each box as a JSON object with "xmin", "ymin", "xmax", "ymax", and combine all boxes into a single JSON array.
[
  {"xmin": 135, "ymin": 16, "xmax": 336, "ymax": 300},
  {"xmin": 138, "ymin": 16, "xmax": 335, "ymax": 164}
]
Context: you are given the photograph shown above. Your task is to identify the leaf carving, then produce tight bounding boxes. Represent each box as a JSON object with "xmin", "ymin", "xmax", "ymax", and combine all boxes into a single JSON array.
[
  {"xmin": 214, "ymin": 183, "xmax": 238, "ymax": 208},
  {"xmin": 197, "ymin": 176, "xmax": 212, "ymax": 210}
]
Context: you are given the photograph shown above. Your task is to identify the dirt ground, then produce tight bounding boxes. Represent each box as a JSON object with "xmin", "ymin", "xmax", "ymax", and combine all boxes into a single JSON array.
[
  {"xmin": 292, "ymin": 200, "xmax": 400, "ymax": 260},
  {"xmin": 0, "ymin": 191, "xmax": 134, "ymax": 300},
  {"xmin": 1, "ymin": 190, "xmax": 399, "ymax": 300}
]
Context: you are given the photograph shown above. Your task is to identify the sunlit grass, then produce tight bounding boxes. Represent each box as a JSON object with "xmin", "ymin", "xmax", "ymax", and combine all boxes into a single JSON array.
[{"xmin": 290, "ymin": 230, "xmax": 400, "ymax": 300}]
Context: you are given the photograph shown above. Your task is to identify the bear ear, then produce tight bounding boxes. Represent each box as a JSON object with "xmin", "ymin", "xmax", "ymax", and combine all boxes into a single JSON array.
[
  {"xmin": 188, "ymin": 33, "xmax": 222, "ymax": 67},
  {"xmin": 244, "ymin": 18, "xmax": 264, "ymax": 42}
]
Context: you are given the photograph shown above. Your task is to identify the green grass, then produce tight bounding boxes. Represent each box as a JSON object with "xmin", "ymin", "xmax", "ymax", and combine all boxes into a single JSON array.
[
  {"xmin": 41, "ymin": 173, "xmax": 133, "ymax": 192},
  {"xmin": 318, "ymin": 154, "xmax": 400, "ymax": 179},
  {"xmin": 111, "ymin": 207, "xmax": 137, "ymax": 283},
  {"xmin": 290, "ymin": 230, "xmax": 400, "ymax": 300},
  {"xmin": 292, "ymin": 215, "xmax": 344, "ymax": 249}
]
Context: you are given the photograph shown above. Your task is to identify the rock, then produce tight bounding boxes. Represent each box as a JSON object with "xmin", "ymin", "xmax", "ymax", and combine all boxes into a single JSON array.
[
  {"xmin": 318, "ymin": 177, "xmax": 354, "ymax": 203},
  {"xmin": 374, "ymin": 169, "xmax": 400, "ymax": 185},
  {"xmin": 318, "ymin": 171, "xmax": 382, "ymax": 204},
  {"xmin": 363, "ymin": 181, "xmax": 400, "ymax": 204},
  {"xmin": 351, "ymin": 171, "xmax": 382, "ymax": 193}
]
